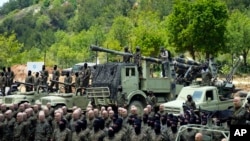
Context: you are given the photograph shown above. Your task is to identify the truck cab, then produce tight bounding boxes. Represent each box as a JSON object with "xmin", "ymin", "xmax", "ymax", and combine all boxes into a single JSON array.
[{"xmin": 163, "ymin": 85, "xmax": 239, "ymax": 115}]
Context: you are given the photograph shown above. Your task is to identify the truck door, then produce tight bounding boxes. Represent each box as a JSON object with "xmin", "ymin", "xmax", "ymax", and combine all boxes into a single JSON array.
[
  {"xmin": 203, "ymin": 90, "xmax": 218, "ymax": 111},
  {"xmin": 121, "ymin": 66, "xmax": 139, "ymax": 93}
]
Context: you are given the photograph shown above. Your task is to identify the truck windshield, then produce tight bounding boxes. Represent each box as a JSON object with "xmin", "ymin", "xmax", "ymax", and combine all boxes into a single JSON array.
[
  {"xmin": 192, "ymin": 91, "xmax": 202, "ymax": 102},
  {"xmin": 72, "ymin": 65, "xmax": 81, "ymax": 72}
]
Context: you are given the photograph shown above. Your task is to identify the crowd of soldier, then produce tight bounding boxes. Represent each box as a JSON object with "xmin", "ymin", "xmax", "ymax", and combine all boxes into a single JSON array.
[
  {"xmin": 1, "ymin": 93, "xmax": 248, "ymax": 141},
  {"xmin": 0, "ymin": 67, "xmax": 15, "ymax": 96}
]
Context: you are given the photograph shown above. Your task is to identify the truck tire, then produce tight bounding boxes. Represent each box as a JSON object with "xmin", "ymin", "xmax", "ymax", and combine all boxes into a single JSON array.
[{"xmin": 129, "ymin": 100, "xmax": 145, "ymax": 116}]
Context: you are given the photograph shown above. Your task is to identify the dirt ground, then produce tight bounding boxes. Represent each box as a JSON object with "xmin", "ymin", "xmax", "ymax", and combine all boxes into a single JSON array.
[{"xmin": 12, "ymin": 64, "xmax": 250, "ymax": 92}]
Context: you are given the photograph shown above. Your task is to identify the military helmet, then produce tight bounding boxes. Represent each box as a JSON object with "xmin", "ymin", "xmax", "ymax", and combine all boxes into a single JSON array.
[{"xmin": 136, "ymin": 46, "xmax": 140, "ymax": 51}]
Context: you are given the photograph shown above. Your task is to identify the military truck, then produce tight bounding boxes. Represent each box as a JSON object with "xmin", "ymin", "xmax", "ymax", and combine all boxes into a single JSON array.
[
  {"xmin": 85, "ymin": 45, "xmax": 184, "ymax": 114},
  {"xmin": 163, "ymin": 85, "xmax": 245, "ymax": 115},
  {"xmin": 37, "ymin": 93, "xmax": 90, "ymax": 110},
  {"xmin": 175, "ymin": 124, "xmax": 230, "ymax": 141},
  {"xmin": 2, "ymin": 82, "xmax": 49, "ymax": 106}
]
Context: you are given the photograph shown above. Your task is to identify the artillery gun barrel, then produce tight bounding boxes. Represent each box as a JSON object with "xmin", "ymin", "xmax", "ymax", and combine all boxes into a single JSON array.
[
  {"xmin": 90, "ymin": 45, "xmax": 162, "ymax": 64},
  {"xmin": 174, "ymin": 57, "xmax": 201, "ymax": 66},
  {"xmin": 50, "ymin": 80, "xmax": 75, "ymax": 87}
]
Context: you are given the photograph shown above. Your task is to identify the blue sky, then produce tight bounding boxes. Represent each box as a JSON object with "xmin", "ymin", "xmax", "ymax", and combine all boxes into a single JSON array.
[{"xmin": 0, "ymin": 0, "xmax": 9, "ymax": 7}]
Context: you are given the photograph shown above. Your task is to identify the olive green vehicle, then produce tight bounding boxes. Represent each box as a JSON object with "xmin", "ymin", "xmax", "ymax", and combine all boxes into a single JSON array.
[
  {"xmin": 86, "ymin": 45, "xmax": 184, "ymax": 114},
  {"xmin": 36, "ymin": 82, "xmax": 91, "ymax": 110},
  {"xmin": 2, "ymin": 82, "xmax": 49, "ymax": 106},
  {"xmin": 37, "ymin": 93, "xmax": 90, "ymax": 110},
  {"xmin": 175, "ymin": 124, "xmax": 230, "ymax": 141}
]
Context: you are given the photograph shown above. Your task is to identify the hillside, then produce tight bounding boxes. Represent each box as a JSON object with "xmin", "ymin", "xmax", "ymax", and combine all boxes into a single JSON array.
[{"xmin": 0, "ymin": 0, "xmax": 250, "ymax": 71}]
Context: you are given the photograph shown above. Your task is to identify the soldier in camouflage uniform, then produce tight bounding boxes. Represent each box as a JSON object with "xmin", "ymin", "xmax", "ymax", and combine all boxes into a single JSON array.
[
  {"xmin": 123, "ymin": 46, "xmax": 132, "ymax": 63},
  {"xmin": 230, "ymin": 96, "xmax": 248, "ymax": 125},
  {"xmin": 116, "ymin": 85, "xmax": 127, "ymax": 108},
  {"xmin": 72, "ymin": 120, "xmax": 83, "ymax": 141},
  {"xmin": 62, "ymin": 106, "xmax": 71, "ymax": 122},
  {"xmin": 0, "ymin": 72, "xmax": 6, "ymax": 96},
  {"xmin": 34, "ymin": 72, "xmax": 40, "ymax": 92},
  {"xmin": 35, "ymin": 111, "xmax": 52, "ymax": 141},
  {"xmin": 131, "ymin": 118, "xmax": 147, "ymax": 141},
  {"xmin": 74, "ymin": 72, "xmax": 81, "ymax": 95},
  {"xmin": 69, "ymin": 110, "xmax": 80, "ymax": 132},
  {"xmin": 167, "ymin": 121, "xmax": 178, "ymax": 141},
  {"xmin": 3, "ymin": 110, "xmax": 15, "ymax": 141},
  {"xmin": 64, "ymin": 72, "xmax": 72, "ymax": 93},
  {"xmin": 5, "ymin": 67, "xmax": 14, "ymax": 95},
  {"xmin": 0, "ymin": 113, "xmax": 6, "ymax": 141},
  {"xmin": 89, "ymin": 119, "xmax": 105, "ymax": 141},
  {"xmin": 50, "ymin": 65, "xmax": 60, "ymax": 92},
  {"xmin": 41, "ymin": 65, "xmax": 49, "ymax": 87},
  {"xmin": 133, "ymin": 46, "xmax": 142, "ymax": 76},
  {"xmin": 13, "ymin": 112, "xmax": 25, "ymax": 141},
  {"xmin": 87, "ymin": 110, "xmax": 95, "ymax": 130},
  {"xmin": 79, "ymin": 63, "xmax": 91, "ymax": 95},
  {"xmin": 184, "ymin": 95, "xmax": 196, "ymax": 110},
  {"xmin": 52, "ymin": 118, "xmax": 72, "ymax": 141},
  {"xmin": 147, "ymin": 91, "xmax": 157, "ymax": 113},
  {"xmin": 22, "ymin": 112, "xmax": 30, "ymax": 141},
  {"xmin": 79, "ymin": 119, "xmax": 90, "ymax": 141},
  {"xmin": 1, "ymin": 104, "xmax": 7, "ymax": 114},
  {"xmin": 25, "ymin": 70, "xmax": 35, "ymax": 92}
]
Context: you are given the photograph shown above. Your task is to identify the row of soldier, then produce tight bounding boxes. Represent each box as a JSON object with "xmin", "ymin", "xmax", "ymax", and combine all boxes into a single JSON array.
[
  {"xmin": 24, "ymin": 63, "xmax": 91, "ymax": 94},
  {"xmin": 0, "ymin": 99, "xmax": 232, "ymax": 141}
]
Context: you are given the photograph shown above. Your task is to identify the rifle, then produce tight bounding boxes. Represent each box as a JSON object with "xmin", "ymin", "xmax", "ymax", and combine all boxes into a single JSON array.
[{"xmin": 50, "ymin": 80, "xmax": 75, "ymax": 87}]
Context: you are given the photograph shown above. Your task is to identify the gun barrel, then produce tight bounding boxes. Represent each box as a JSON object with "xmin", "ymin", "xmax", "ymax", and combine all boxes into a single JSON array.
[{"xmin": 90, "ymin": 45, "xmax": 162, "ymax": 64}]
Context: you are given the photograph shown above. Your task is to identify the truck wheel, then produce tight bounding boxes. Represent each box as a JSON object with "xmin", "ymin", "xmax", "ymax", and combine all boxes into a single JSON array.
[{"xmin": 129, "ymin": 101, "xmax": 145, "ymax": 116}]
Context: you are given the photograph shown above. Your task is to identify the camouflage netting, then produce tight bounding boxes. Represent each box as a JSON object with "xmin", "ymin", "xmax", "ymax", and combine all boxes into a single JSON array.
[{"xmin": 92, "ymin": 63, "xmax": 122, "ymax": 99}]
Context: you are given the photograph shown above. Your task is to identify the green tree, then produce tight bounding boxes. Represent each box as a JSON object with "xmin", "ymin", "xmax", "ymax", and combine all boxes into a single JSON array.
[
  {"xmin": 225, "ymin": 10, "xmax": 250, "ymax": 66},
  {"xmin": 0, "ymin": 33, "xmax": 23, "ymax": 66},
  {"xmin": 167, "ymin": 0, "xmax": 228, "ymax": 60}
]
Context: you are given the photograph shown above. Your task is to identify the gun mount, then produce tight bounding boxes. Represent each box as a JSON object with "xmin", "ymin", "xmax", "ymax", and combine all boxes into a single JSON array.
[{"xmin": 90, "ymin": 45, "xmax": 162, "ymax": 64}]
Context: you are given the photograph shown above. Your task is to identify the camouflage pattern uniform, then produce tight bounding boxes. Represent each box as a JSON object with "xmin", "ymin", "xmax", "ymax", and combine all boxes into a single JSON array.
[
  {"xmin": 3, "ymin": 117, "xmax": 15, "ymax": 141},
  {"xmin": 53, "ymin": 128, "xmax": 72, "ymax": 141},
  {"xmin": 131, "ymin": 132, "xmax": 147, "ymax": 141},
  {"xmin": 80, "ymin": 67, "xmax": 91, "ymax": 88},
  {"xmin": 180, "ymin": 128, "xmax": 197, "ymax": 141},
  {"xmin": 79, "ymin": 128, "xmax": 90, "ymax": 141},
  {"xmin": 89, "ymin": 129, "xmax": 105, "ymax": 141},
  {"xmin": 25, "ymin": 72, "xmax": 35, "ymax": 91},
  {"xmin": 103, "ymin": 134, "xmax": 123, "ymax": 141},
  {"xmin": 35, "ymin": 120, "xmax": 52, "ymax": 141},
  {"xmin": 0, "ymin": 72, "xmax": 6, "ymax": 95},
  {"xmin": 231, "ymin": 106, "xmax": 248, "ymax": 125},
  {"xmin": 13, "ymin": 121, "xmax": 25, "ymax": 141},
  {"xmin": 22, "ymin": 118, "xmax": 31, "ymax": 141},
  {"xmin": 64, "ymin": 74, "xmax": 72, "ymax": 93},
  {"xmin": 0, "ymin": 120, "xmax": 6, "ymax": 141}
]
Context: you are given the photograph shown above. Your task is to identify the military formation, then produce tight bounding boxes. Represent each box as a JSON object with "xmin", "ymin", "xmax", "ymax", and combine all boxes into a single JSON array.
[{"xmin": 0, "ymin": 93, "xmax": 248, "ymax": 141}]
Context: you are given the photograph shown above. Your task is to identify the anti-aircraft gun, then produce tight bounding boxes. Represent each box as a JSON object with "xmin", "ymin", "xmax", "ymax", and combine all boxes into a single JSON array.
[{"xmin": 86, "ymin": 45, "xmax": 184, "ymax": 114}]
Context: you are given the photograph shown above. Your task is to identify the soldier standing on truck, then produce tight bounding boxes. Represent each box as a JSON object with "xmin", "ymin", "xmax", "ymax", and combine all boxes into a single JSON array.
[
  {"xmin": 50, "ymin": 65, "xmax": 60, "ymax": 92},
  {"xmin": 123, "ymin": 46, "xmax": 132, "ymax": 63},
  {"xmin": 201, "ymin": 64, "xmax": 212, "ymax": 86},
  {"xmin": 159, "ymin": 47, "xmax": 170, "ymax": 78},
  {"xmin": 74, "ymin": 72, "xmax": 81, "ymax": 95},
  {"xmin": 134, "ymin": 46, "xmax": 142, "ymax": 76},
  {"xmin": 34, "ymin": 72, "xmax": 40, "ymax": 92},
  {"xmin": 5, "ymin": 67, "xmax": 14, "ymax": 95},
  {"xmin": 64, "ymin": 72, "xmax": 72, "ymax": 93},
  {"xmin": 41, "ymin": 65, "xmax": 49, "ymax": 88},
  {"xmin": 80, "ymin": 63, "xmax": 91, "ymax": 94},
  {"xmin": 25, "ymin": 70, "xmax": 34, "ymax": 92},
  {"xmin": 0, "ymin": 72, "xmax": 6, "ymax": 96}
]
